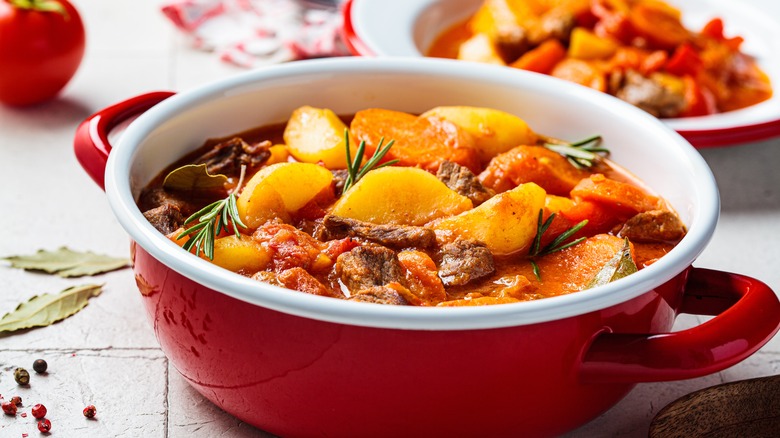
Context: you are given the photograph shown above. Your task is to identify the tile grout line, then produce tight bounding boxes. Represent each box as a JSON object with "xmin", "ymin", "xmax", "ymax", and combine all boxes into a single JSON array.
[{"xmin": 164, "ymin": 356, "xmax": 170, "ymax": 438}]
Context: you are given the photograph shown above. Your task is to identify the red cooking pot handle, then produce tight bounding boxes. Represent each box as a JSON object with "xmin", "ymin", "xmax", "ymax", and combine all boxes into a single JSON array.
[
  {"xmin": 580, "ymin": 267, "xmax": 780, "ymax": 383},
  {"xmin": 74, "ymin": 91, "xmax": 175, "ymax": 190}
]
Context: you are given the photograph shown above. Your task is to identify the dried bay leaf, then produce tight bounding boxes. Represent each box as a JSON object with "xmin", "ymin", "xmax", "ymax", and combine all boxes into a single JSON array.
[
  {"xmin": 587, "ymin": 238, "xmax": 638, "ymax": 289},
  {"xmin": 2, "ymin": 247, "xmax": 130, "ymax": 277},
  {"xmin": 0, "ymin": 284, "xmax": 103, "ymax": 333},
  {"xmin": 163, "ymin": 163, "xmax": 228, "ymax": 191}
]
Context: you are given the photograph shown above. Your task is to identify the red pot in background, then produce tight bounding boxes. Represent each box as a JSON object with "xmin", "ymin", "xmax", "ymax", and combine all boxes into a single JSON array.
[{"xmin": 74, "ymin": 58, "xmax": 780, "ymax": 437}]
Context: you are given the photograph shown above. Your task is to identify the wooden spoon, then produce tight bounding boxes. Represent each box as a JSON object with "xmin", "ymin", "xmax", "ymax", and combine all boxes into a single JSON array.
[{"xmin": 649, "ymin": 374, "xmax": 780, "ymax": 437}]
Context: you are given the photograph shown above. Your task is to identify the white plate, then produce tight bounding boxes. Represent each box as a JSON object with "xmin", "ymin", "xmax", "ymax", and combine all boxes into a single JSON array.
[{"xmin": 343, "ymin": 0, "xmax": 780, "ymax": 147}]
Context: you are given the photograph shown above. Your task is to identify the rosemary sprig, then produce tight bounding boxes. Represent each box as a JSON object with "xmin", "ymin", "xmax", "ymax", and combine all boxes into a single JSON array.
[
  {"xmin": 543, "ymin": 135, "xmax": 608, "ymax": 169},
  {"xmin": 343, "ymin": 129, "xmax": 399, "ymax": 192},
  {"xmin": 176, "ymin": 166, "xmax": 248, "ymax": 260},
  {"xmin": 528, "ymin": 209, "xmax": 588, "ymax": 281}
]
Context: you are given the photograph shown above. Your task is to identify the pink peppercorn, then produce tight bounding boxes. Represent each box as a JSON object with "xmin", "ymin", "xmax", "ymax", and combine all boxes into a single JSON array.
[
  {"xmin": 31, "ymin": 403, "xmax": 47, "ymax": 419},
  {"xmin": 83, "ymin": 404, "xmax": 97, "ymax": 418},
  {"xmin": 2, "ymin": 401, "xmax": 17, "ymax": 415},
  {"xmin": 37, "ymin": 418, "xmax": 51, "ymax": 433}
]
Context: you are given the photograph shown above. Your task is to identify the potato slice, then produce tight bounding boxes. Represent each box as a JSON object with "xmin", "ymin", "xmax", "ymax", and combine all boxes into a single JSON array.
[
  {"xmin": 330, "ymin": 167, "xmax": 473, "ymax": 226},
  {"xmin": 420, "ymin": 106, "xmax": 537, "ymax": 163},
  {"xmin": 457, "ymin": 33, "xmax": 506, "ymax": 65},
  {"xmin": 283, "ymin": 106, "xmax": 350, "ymax": 169},
  {"xmin": 568, "ymin": 27, "xmax": 618, "ymax": 60},
  {"xmin": 210, "ymin": 234, "xmax": 272, "ymax": 272},
  {"xmin": 237, "ymin": 162, "xmax": 332, "ymax": 228},
  {"xmin": 432, "ymin": 182, "xmax": 546, "ymax": 255}
]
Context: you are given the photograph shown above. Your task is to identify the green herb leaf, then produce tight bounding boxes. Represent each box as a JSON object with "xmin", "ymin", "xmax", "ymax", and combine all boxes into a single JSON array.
[
  {"xmin": 586, "ymin": 238, "xmax": 638, "ymax": 289},
  {"xmin": 176, "ymin": 166, "xmax": 248, "ymax": 260},
  {"xmin": 543, "ymin": 135, "xmax": 608, "ymax": 169},
  {"xmin": 343, "ymin": 129, "xmax": 399, "ymax": 193},
  {"xmin": 2, "ymin": 247, "xmax": 130, "ymax": 277},
  {"xmin": 528, "ymin": 209, "xmax": 588, "ymax": 281},
  {"xmin": 0, "ymin": 284, "xmax": 103, "ymax": 333},
  {"xmin": 163, "ymin": 164, "xmax": 229, "ymax": 192}
]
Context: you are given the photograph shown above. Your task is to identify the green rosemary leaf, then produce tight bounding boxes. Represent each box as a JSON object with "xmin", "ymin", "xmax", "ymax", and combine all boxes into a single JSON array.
[
  {"xmin": 527, "ymin": 210, "xmax": 589, "ymax": 281},
  {"xmin": 543, "ymin": 134, "xmax": 608, "ymax": 169},
  {"xmin": 342, "ymin": 131, "xmax": 397, "ymax": 193},
  {"xmin": 176, "ymin": 167, "xmax": 248, "ymax": 260},
  {"xmin": 542, "ymin": 219, "xmax": 588, "ymax": 254}
]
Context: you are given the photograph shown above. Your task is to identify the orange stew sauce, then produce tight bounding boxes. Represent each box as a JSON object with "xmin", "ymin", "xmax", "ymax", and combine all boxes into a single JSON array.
[
  {"xmin": 139, "ymin": 106, "xmax": 684, "ymax": 307},
  {"xmin": 428, "ymin": 0, "xmax": 772, "ymax": 118}
]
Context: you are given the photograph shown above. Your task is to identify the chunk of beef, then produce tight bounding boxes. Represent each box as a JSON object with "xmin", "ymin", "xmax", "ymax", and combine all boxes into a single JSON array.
[
  {"xmin": 335, "ymin": 246, "xmax": 403, "ymax": 292},
  {"xmin": 316, "ymin": 215, "xmax": 436, "ymax": 249},
  {"xmin": 614, "ymin": 70, "xmax": 685, "ymax": 118},
  {"xmin": 437, "ymin": 240, "xmax": 495, "ymax": 286},
  {"xmin": 331, "ymin": 169, "xmax": 349, "ymax": 197},
  {"xmin": 348, "ymin": 285, "xmax": 409, "ymax": 306},
  {"xmin": 194, "ymin": 137, "xmax": 271, "ymax": 177},
  {"xmin": 143, "ymin": 204, "xmax": 185, "ymax": 236},
  {"xmin": 137, "ymin": 187, "xmax": 198, "ymax": 215},
  {"xmin": 436, "ymin": 160, "xmax": 495, "ymax": 205},
  {"xmin": 618, "ymin": 210, "xmax": 686, "ymax": 243}
]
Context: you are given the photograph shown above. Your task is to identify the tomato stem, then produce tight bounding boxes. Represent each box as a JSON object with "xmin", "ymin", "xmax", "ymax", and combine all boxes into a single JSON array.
[{"xmin": 8, "ymin": 0, "xmax": 68, "ymax": 18}]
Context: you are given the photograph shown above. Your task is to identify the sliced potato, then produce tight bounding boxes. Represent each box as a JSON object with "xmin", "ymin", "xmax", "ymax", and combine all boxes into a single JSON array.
[
  {"xmin": 210, "ymin": 234, "xmax": 271, "ymax": 272},
  {"xmin": 457, "ymin": 33, "xmax": 506, "ymax": 65},
  {"xmin": 330, "ymin": 167, "xmax": 473, "ymax": 226},
  {"xmin": 283, "ymin": 106, "xmax": 351, "ymax": 169},
  {"xmin": 568, "ymin": 27, "xmax": 618, "ymax": 60},
  {"xmin": 236, "ymin": 181, "xmax": 290, "ymax": 229},
  {"xmin": 237, "ymin": 162, "xmax": 332, "ymax": 228},
  {"xmin": 420, "ymin": 106, "xmax": 537, "ymax": 163},
  {"xmin": 432, "ymin": 182, "xmax": 546, "ymax": 255},
  {"xmin": 266, "ymin": 144, "xmax": 291, "ymax": 165}
]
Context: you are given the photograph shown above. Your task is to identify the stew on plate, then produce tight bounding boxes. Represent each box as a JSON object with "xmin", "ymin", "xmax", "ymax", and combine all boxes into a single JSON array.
[
  {"xmin": 427, "ymin": 0, "xmax": 772, "ymax": 118},
  {"xmin": 138, "ymin": 105, "xmax": 685, "ymax": 306}
]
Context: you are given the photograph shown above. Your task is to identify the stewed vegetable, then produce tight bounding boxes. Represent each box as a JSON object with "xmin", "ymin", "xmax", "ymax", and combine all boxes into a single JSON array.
[
  {"xmin": 427, "ymin": 0, "xmax": 772, "ymax": 118},
  {"xmin": 138, "ymin": 105, "xmax": 685, "ymax": 306}
]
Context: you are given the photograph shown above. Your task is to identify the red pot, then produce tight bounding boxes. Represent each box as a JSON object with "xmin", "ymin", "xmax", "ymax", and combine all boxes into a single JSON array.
[{"xmin": 74, "ymin": 58, "xmax": 779, "ymax": 437}]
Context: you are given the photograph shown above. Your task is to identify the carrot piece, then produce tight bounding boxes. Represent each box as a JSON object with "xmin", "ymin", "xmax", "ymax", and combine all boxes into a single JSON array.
[
  {"xmin": 628, "ymin": 3, "xmax": 689, "ymax": 50},
  {"xmin": 558, "ymin": 198, "xmax": 624, "ymax": 236},
  {"xmin": 478, "ymin": 145, "xmax": 590, "ymax": 196},
  {"xmin": 570, "ymin": 174, "xmax": 661, "ymax": 215},
  {"xmin": 397, "ymin": 250, "xmax": 447, "ymax": 305},
  {"xmin": 510, "ymin": 39, "xmax": 567, "ymax": 74},
  {"xmin": 349, "ymin": 108, "xmax": 481, "ymax": 174}
]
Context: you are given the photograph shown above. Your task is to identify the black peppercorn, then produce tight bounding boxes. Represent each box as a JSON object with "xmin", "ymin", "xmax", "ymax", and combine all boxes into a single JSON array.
[
  {"xmin": 32, "ymin": 359, "xmax": 48, "ymax": 374},
  {"xmin": 13, "ymin": 367, "xmax": 30, "ymax": 385}
]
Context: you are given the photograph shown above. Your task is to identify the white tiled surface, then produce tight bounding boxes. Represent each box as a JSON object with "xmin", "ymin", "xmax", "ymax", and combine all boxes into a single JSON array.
[{"xmin": 1, "ymin": 1, "xmax": 779, "ymax": 436}]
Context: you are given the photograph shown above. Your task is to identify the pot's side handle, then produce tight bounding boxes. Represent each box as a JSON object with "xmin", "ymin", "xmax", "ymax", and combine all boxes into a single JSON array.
[
  {"xmin": 579, "ymin": 267, "xmax": 780, "ymax": 383},
  {"xmin": 74, "ymin": 92, "xmax": 175, "ymax": 190}
]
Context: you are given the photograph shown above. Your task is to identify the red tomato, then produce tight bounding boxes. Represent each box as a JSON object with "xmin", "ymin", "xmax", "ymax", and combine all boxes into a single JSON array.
[{"xmin": 0, "ymin": 0, "xmax": 85, "ymax": 106}]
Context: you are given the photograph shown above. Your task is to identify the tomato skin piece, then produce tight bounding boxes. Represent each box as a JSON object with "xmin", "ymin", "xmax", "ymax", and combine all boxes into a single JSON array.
[{"xmin": 0, "ymin": 0, "xmax": 85, "ymax": 106}]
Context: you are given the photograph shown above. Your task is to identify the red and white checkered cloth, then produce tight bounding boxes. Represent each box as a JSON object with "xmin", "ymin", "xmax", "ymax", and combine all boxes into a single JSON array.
[{"xmin": 161, "ymin": 0, "xmax": 350, "ymax": 68}]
